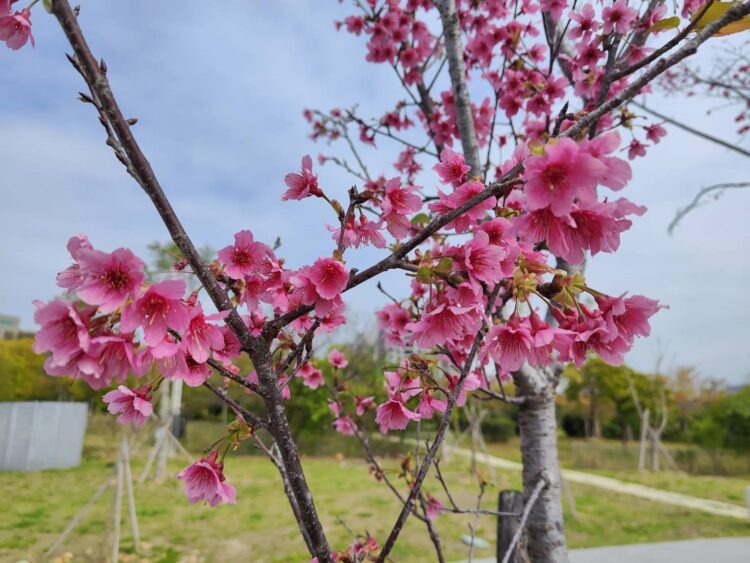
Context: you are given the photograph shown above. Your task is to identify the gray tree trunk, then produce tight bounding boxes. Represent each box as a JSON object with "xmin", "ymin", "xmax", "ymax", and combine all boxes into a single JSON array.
[{"xmin": 515, "ymin": 370, "xmax": 569, "ymax": 563}]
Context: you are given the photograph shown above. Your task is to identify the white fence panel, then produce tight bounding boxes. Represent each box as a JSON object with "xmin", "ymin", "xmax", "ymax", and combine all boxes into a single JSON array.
[{"xmin": 0, "ymin": 402, "xmax": 88, "ymax": 471}]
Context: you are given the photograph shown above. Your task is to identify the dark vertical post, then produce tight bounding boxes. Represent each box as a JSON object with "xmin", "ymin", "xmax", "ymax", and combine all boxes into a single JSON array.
[{"xmin": 497, "ymin": 490, "xmax": 524, "ymax": 562}]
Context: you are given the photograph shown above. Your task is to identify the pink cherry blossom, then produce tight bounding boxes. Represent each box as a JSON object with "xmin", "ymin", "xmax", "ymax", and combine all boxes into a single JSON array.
[
  {"xmin": 86, "ymin": 334, "xmax": 137, "ymax": 385},
  {"xmin": 308, "ymin": 257, "xmax": 348, "ymax": 300},
  {"xmin": 602, "ymin": 0, "xmax": 639, "ymax": 35},
  {"xmin": 32, "ymin": 299, "xmax": 92, "ymax": 366},
  {"xmin": 526, "ymin": 311, "xmax": 572, "ymax": 367},
  {"xmin": 376, "ymin": 303, "xmax": 411, "ymax": 346},
  {"xmin": 524, "ymin": 138, "xmax": 607, "ymax": 217},
  {"xmin": 481, "ymin": 315, "xmax": 534, "ymax": 372},
  {"xmin": 380, "ymin": 178, "xmax": 421, "ymax": 238},
  {"xmin": 580, "ymin": 131, "xmax": 632, "ymax": 191},
  {"xmin": 182, "ymin": 305, "xmax": 225, "ymax": 363},
  {"xmin": 428, "ymin": 180, "xmax": 496, "ymax": 233},
  {"xmin": 554, "ymin": 307, "xmax": 632, "ymax": 367},
  {"xmin": 297, "ymin": 363, "xmax": 325, "ymax": 389},
  {"xmin": 416, "ymin": 391, "xmax": 447, "ymax": 419},
  {"xmin": 645, "ymin": 123, "xmax": 667, "ymax": 144},
  {"xmin": 355, "ymin": 395, "xmax": 375, "ymax": 416},
  {"xmin": 181, "ymin": 355, "xmax": 212, "ymax": 387},
  {"xmin": 328, "ymin": 214, "xmax": 386, "ymax": 249},
  {"xmin": 446, "ymin": 370, "xmax": 482, "ymax": 407},
  {"xmin": 75, "ymin": 247, "xmax": 145, "ymax": 313},
  {"xmin": 218, "ymin": 230, "xmax": 272, "ymax": 280},
  {"xmin": 328, "ymin": 349, "xmax": 348, "ymax": 369},
  {"xmin": 570, "ymin": 4, "xmax": 598, "ymax": 39},
  {"xmin": 405, "ymin": 300, "xmax": 478, "ymax": 349},
  {"xmin": 57, "ymin": 234, "xmax": 93, "ymax": 291},
  {"xmin": 595, "ymin": 293, "xmax": 663, "ymax": 344},
  {"xmin": 433, "ymin": 147, "xmax": 471, "ymax": 186},
  {"xmin": 282, "ymin": 155, "xmax": 323, "ymax": 200},
  {"xmin": 453, "ymin": 230, "xmax": 507, "ymax": 286},
  {"xmin": 120, "ymin": 279, "xmax": 189, "ymax": 347},
  {"xmin": 375, "ymin": 398, "xmax": 421, "ymax": 433},
  {"xmin": 627, "ymin": 139, "xmax": 647, "ymax": 160},
  {"xmin": 333, "ymin": 415, "xmax": 357, "ymax": 435},
  {"xmin": 213, "ymin": 326, "xmax": 241, "ymax": 367},
  {"xmin": 424, "ymin": 494, "xmax": 444, "ymax": 521},
  {"xmin": 177, "ymin": 451, "xmax": 237, "ymax": 506},
  {"xmin": 0, "ymin": 7, "xmax": 33, "ymax": 50},
  {"xmin": 103, "ymin": 385, "xmax": 153, "ymax": 427}
]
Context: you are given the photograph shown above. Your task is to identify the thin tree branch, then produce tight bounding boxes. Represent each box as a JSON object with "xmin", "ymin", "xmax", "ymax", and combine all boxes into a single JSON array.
[
  {"xmin": 632, "ymin": 101, "xmax": 750, "ymax": 159},
  {"xmin": 50, "ymin": 3, "xmax": 333, "ymax": 559},
  {"xmin": 668, "ymin": 182, "xmax": 750, "ymax": 233},
  {"xmin": 500, "ymin": 477, "xmax": 548, "ymax": 563},
  {"xmin": 611, "ymin": 0, "xmax": 715, "ymax": 82},
  {"xmin": 202, "ymin": 381, "xmax": 268, "ymax": 430},
  {"xmin": 49, "ymin": 0, "xmax": 253, "ymax": 348},
  {"xmin": 375, "ymin": 283, "xmax": 503, "ymax": 562}
]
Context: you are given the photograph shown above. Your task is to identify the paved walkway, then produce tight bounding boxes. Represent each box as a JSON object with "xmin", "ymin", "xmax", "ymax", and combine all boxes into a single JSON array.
[
  {"xmin": 468, "ymin": 537, "xmax": 750, "ymax": 563},
  {"xmin": 444, "ymin": 445, "xmax": 749, "ymax": 520}
]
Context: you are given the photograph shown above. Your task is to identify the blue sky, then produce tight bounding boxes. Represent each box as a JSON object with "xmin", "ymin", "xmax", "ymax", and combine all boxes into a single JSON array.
[{"xmin": 1, "ymin": 1, "xmax": 748, "ymax": 383}]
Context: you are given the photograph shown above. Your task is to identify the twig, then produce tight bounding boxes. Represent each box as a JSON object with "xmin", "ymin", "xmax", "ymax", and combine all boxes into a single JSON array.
[
  {"xmin": 202, "ymin": 380, "xmax": 268, "ymax": 430},
  {"xmin": 466, "ymin": 481, "xmax": 486, "ymax": 563},
  {"xmin": 668, "ymin": 182, "xmax": 750, "ymax": 233},
  {"xmin": 375, "ymin": 283, "xmax": 504, "ymax": 562},
  {"xmin": 50, "ymin": 4, "xmax": 333, "ymax": 557},
  {"xmin": 632, "ymin": 101, "xmax": 750, "ymax": 159},
  {"xmin": 500, "ymin": 478, "xmax": 548, "ymax": 563}
]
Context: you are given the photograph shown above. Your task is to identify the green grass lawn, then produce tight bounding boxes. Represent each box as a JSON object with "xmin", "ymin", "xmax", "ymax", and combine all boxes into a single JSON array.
[
  {"xmin": 484, "ymin": 438, "xmax": 750, "ymax": 506},
  {"xmin": 1, "ymin": 426, "xmax": 748, "ymax": 562}
]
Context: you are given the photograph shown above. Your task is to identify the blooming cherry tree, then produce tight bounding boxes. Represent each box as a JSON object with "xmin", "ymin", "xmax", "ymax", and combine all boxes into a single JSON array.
[{"xmin": 14, "ymin": 0, "xmax": 750, "ymax": 561}]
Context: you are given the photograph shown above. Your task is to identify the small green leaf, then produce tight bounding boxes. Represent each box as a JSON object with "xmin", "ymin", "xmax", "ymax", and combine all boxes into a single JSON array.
[
  {"xmin": 43, "ymin": 0, "xmax": 53, "ymax": 13},
  {"xmin": 435, "ymin": 257, "xmax": 453, "ymax": 275},
  {"xmin": 411, "ymin": 213, "xmax": 430, "ymax": 225},
  {"xmin": 649, "ymin": 16, "xmax": 681, "ymax": 32},
  {"xmin": 416, "ymin": 267, "xmax": 433, "ymax": 284},
  {"xmin": 528, "ymin": 143, "xmax": 545, "ymax": 157}
]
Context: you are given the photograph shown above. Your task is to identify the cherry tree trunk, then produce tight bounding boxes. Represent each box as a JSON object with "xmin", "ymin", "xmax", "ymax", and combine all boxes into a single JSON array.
[{"xmin": 515, "ymin": 373, "xmax": 568, "ymax": 563}]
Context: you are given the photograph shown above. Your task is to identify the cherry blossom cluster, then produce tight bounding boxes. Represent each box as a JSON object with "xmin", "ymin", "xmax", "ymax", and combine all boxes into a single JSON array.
[
  {"xmin": 0, "ymin": 0, "xmax": 33, "ymax": 50},
  {"xmin": 24, "ymin": 0, "xmax": 705, "ymax": 516},
  {"xmin": 324, "ymin": 0, "xmax": 708, "ymax": 174}
]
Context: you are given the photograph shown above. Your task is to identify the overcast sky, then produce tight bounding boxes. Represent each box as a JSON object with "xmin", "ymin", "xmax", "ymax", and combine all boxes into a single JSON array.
[{"xmin": 1, "ymin": 2, "xmax": 748, "ymax": 383}]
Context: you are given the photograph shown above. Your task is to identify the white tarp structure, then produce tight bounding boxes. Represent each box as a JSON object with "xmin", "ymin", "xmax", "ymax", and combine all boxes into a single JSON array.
[{"xmin": 0, "ymin": 402, "xmax": 88, "ymax": 471}]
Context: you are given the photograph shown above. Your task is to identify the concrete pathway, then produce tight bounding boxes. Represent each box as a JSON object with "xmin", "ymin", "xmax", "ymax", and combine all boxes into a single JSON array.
[
  {"xmin": 468, "ymin": 537, "xmax": 750, "ymax": 563},
  {"xmin": 444, "ymin": 445, "xmax": 749, "ymax": 520},
  {"xmin": 568, "ymin": 537, "xmax": 750, "ymax": 562}
]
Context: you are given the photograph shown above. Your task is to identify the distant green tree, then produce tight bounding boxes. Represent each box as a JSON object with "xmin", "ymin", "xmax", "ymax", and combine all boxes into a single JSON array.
[
  {"xmin": 563, "ymin": 357, "xmax": 674, "ymax": 440},
  {"xmin": 0, "ymin": 338, "xmax": 98, "ymax": 404}
]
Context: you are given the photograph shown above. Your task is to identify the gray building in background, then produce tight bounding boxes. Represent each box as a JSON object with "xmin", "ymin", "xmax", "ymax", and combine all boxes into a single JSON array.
[
  {"xmin": 0, "ymin": 314, "xmax": 20, "ymax": 339},
  {"xmin": 0, "ymin": 402, "xmax": 88, "ymax": 471}
]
